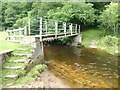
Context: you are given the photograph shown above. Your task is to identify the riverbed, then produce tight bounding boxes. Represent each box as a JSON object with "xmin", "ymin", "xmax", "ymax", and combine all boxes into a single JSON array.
[{"xmin": 44, "ymin": 42, "xmax": 118, "ymax": 88}]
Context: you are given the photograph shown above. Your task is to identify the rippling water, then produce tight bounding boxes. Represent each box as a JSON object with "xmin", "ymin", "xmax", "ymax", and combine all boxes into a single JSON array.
[{"xmin": 44, "ymin": 43, "xmax": 118, "ymax": 88}]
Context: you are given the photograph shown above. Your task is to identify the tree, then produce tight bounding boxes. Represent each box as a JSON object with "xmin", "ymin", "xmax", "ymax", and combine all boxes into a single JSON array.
[
  {"xmin": 47, "ymin": 2, "xmax": 96, "ymax": 28},
  {"xmin": 98, "ymin": 2, "xmax": 118, "ymax": 35}
]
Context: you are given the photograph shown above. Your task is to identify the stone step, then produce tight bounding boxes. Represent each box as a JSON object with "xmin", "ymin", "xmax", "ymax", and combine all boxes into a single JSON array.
[
  {"xmin": 4, "ymin": 74, "xmax": 19, "ymax": 78},
  {"xmin": 4, "ymin": 66, "xmax": 24, "ymax": 70},
  {"xmin": 14, "ymin": 54, "xmax": 32, "ymax": 58},
  {"xmin": 16, "ymin": 48, "xmax": 27, "ymax": 51},
  {"xmin": 10, "ymin": 59, "xmax": 30, "ymax": 63}
]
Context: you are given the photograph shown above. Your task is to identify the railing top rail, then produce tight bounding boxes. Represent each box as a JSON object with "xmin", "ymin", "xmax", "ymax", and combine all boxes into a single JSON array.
[{"xmin": 6, "ymin": 27, "xmax": 25, "ymax": 32}]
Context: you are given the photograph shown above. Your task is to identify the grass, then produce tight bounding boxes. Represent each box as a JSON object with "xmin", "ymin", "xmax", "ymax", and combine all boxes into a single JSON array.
[{"xmin": 81, "ymin": 28, "xmax": 118, "ymax": 55}]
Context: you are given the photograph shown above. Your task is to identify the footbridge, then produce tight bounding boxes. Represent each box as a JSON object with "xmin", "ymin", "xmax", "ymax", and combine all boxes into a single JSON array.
[{"xmin": 6, "ymin": 17, "xmax": 82, "ymax": 62}]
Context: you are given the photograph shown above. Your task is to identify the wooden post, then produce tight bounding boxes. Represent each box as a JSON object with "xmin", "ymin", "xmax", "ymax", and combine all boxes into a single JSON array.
[
  {"xmin": 39, "ymin": 17, "xmax": 42, "ymax": 41},
  {"xmin": 24, "ymin": 26, "xmax": 27, "ymax": 36},
  {"xmin": 70, "ymin": 23, "xmax": 72, "ymax": 35},
  {"xmin": 64, "ymin": 22, "xmax": 66, "ymax": 37},
  {"xmin": 45, "ymin": 20, "xmax": 47, "ymax": 35},
  {"xmin": 78, "ymin": 25, "xmax": 80, "ymax": 33},
  {"xmin": 76, "ymin": 24, "xmax": 77, "ymax": 34},
  {"xmin": 28, "ymin": 18, "xmax": 31, "ymax": 36},
  {"xmin": 55, "ymin": 21, "xmax": 58, "ymax": 38}
]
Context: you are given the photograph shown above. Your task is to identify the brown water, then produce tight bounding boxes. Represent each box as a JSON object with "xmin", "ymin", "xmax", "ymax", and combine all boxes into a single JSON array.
[{"xmin": 44, "ymin": 43, "xmax": 118, "ymax": 88}]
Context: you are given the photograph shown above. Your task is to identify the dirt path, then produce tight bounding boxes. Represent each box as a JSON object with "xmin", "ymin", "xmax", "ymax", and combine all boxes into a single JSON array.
[{"xmin": 8, "ymin": 70, "xmax": 70, "ymax": 88}]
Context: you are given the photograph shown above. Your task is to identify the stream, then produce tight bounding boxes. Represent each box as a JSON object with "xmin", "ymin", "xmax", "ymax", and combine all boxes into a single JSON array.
[{"xmin": 44, "ymin": 42, "xmax": 118, "ymax": 88}]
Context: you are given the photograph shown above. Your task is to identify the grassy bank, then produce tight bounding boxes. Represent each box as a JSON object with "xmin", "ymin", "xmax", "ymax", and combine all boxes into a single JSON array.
[
  {"xmin": 0, "ymin": 32, "xmax": 21, "ymax": 52},
  {"xmin": 81, "ymin": 28, "xmax": 118, "ymax": 55},
  {"xmin": 0, "ymin": 31, "xmax": 47, "ymax": 87}
]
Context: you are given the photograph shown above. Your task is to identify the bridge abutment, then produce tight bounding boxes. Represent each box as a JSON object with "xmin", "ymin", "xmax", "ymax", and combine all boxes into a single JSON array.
[
  {"xmin": 72, "ymin": 34, "xmax": 82, "ymax": 46},
  {"xmin": 31, "ymin": 37, "xmax": 44, "ymax": 64}
]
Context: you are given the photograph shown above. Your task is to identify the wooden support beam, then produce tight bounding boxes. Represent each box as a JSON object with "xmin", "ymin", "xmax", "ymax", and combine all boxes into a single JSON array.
[
  {"xmin": 28, "ymin": 18, "xmax": 31, "ymax": 36},
  {"xmin": 39, "ymin": 17, "xmax": 42, "ymax": 41},
  {"xmin": 55, "ymin": 21, "xmax": 58, "ymax": 38},
  {"xmin": 64, "ymin": 22, "xmax": 66, "ymax": 37}
]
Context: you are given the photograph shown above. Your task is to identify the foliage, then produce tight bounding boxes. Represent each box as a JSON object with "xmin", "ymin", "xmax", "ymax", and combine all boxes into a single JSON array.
[
  {"xmin": 81, "ymin": 28, "xmax": 118, "ymax": 55},
  {"xmin": 1, "ymin": 2, "xmax": 32, "ymax": 30},
  {"xmin": 98, "ymin": 35, "xmax": 118, "ymax": 54},
  {"xmin": 98, "ymin": 2, "xmax": 118, "ymax": 35},
  {"xmin": 47, "ymin": 3, "xmax": 96, "ymax": 26}
]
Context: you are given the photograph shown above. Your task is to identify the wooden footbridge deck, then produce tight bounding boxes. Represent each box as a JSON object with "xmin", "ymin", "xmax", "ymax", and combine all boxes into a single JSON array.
[{"xmin": 6, "ymin": 17, "xmax": 80, "ymax": 42}]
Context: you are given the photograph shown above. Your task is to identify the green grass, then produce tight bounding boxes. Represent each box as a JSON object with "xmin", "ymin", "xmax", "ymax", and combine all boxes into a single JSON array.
[{"xmin": 81, "ymin": 28, "xmax": 118, "ymax": 55}]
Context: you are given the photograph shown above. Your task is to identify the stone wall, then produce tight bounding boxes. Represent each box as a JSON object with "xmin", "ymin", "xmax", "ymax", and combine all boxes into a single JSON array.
[{"xmin": 0, "ymin": 49, "xmax": 13, "ymax": 64}]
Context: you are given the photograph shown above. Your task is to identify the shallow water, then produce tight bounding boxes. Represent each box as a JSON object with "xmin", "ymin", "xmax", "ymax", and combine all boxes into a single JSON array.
[{"xmin": 44, "ymin": 43, "xmax": 118, "ymax": 88}]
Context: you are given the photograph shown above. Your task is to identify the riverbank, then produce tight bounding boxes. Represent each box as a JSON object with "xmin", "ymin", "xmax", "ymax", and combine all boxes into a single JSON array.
[
  {"xmin": 81, "ymin": 28, "xmax": 118, "ymax": 55},
  {"xmin": 7, "ymin": 70, "xmax": 70, "ymax": 88}
]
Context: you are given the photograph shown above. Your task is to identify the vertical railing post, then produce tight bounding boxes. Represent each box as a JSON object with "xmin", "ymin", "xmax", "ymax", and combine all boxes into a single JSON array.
[
  {"xmin": 13, "ymin": 30, "xmax": 16, "ymax": 42},
  {"xmin": 6, "ymin": 30, "xmax": 10, "ymax": 40},
  {"xmin": 64, "ymin": 22, "xmax": 66, "ymax": 37},
  {"xmin": 39, "ymin": 17, "xmax": 42, "ymax": 41},
  {"xmin": 79, "ymin": 25, "xmax": 80, "ymax": 33},
  {"xmin": 70, "ymin": 23, "xmax": 72, "ymax": 35},
  {"xmin": 24, "ymin": 26, "xmax": 27, "ymax": 36},
  {"xmin": 55, "ymin": 21, "xmax": 58, "ymax": 38},
  {"xmin": 45, "ymin": 20, "xmax": 47, "ymax": 35},
  {"xmin": 28, "ymin": 18, "xmax": 31, "ymax": 36},
  {"xmin": 76, "ymin": 24, "xmax": 77, "ymax": 34},
  {"xmin": 19, "ymin": 27, "xmax": 22, "ymax": 36}
]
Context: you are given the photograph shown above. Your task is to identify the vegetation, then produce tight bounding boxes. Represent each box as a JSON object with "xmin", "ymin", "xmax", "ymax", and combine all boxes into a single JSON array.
[
  {"xmin": 81, "ymin": 28, "xmax": 118, "ymax": 55},
  {"xmin": 98, "ymin": 3, "xmax": 118, "ymax": 35},
  {"xmin": 0, "ymin": 2, "xmax": 118, "ymax": 55}
]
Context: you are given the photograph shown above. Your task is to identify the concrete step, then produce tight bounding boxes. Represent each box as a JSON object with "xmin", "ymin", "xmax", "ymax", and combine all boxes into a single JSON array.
[
  {"xmin": 4, "ymin": 66, "xmax": 24, "ymax": 70},
  {"xmin": 4, "ymin": 74, "xmax": 19, "ymax": 78}
]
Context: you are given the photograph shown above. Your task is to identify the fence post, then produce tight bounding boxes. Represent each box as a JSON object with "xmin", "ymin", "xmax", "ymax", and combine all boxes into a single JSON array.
[
  {"xmin": 28, "ymin": 18, "xmax": 31, "ymax": 36},
  {"xmin": 64, "ymin": 22, "xmax": 66, "ymax": 37},
  {"xmin": 39, "ymin": 17, "xmax": 42, "ymax": 41},
  {"xmin": 24, "ymin": 26, "xmax": 27, "ymax": 36},
  {"xmin": 70, "ymin": 23, "xmax": 72, "ymax": 35},
  {"xmin": 55, "ymin": 21, "xmax": 58, "ymax": 38},
  {"xmin": 78, "ymin": 25, "xmax": 80, "ymax": 33}
]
